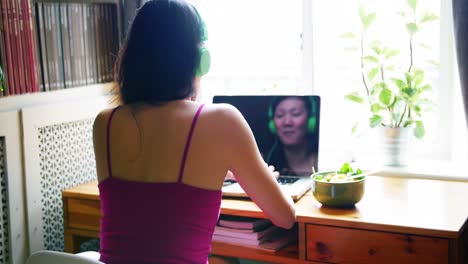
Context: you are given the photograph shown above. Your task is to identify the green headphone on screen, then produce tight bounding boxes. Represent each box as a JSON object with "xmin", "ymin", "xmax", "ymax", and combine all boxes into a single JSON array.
[
  {"xmin": 193, "ymin": 7, "xmax": 211, "ymax": 76},
  {"xmin": 268, "ymin": 97, "xmax": 317, "ymax": 135}
]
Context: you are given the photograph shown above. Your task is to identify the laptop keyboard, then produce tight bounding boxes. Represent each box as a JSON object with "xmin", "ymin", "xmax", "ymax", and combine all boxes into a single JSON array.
[{"xmin": 277, "ymin": 176, "xmax": 301, "ymax": 184}]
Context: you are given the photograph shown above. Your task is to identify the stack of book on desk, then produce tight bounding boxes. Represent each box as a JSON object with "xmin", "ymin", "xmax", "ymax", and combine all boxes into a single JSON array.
[{"xmin": 212, "ymin": 215, "xmax": 294, "ymax": 252}]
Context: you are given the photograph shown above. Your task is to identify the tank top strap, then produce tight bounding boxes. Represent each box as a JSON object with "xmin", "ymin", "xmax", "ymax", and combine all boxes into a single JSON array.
[
  {"xmin": 106, "ymin": 106, "xmax": 120, "ymax": 178},
  {"xmin": 177, "ymin": 104, "xmax": 205, "ymax": 183}
]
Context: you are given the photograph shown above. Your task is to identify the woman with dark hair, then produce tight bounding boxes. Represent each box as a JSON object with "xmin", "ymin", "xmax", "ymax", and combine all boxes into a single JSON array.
[
  {"xmin": 266, "ymin": 96, "xmax": 318, "ymax": 176},
  {"xmin": 92, "ymin": 1, "xmax": 295, "ymax": 263}
]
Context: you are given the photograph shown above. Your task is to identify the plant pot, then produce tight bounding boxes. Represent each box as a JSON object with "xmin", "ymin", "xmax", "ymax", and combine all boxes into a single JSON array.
[{"xmin": 379, "ymin": 127, "xmax": 411, "ymax": 167}]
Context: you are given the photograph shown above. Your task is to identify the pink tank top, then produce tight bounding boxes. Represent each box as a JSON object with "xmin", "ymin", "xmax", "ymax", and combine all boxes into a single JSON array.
[{"xmin": 98, "ymin": 104, "xmax": 222, "ymax": 264}]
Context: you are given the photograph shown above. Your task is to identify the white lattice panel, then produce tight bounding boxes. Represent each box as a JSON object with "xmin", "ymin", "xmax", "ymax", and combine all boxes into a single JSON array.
[
  {"xmin": 22, "ymin": 96, "xmax": 112, "ymax": 254},
  {"xmin": 0, "ymin": 137, "xmax": 9, "ymax": 264},
  {"xmin": 38, "ymin": 119, "xmax": 96, "ymax": 250},
  {"xmin": 0, "ymin": 110, "xmax": 27, "ymax": 264}
]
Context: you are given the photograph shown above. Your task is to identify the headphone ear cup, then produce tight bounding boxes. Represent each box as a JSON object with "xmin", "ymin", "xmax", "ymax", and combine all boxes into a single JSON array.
[
  {"xmin": 196, "ymin": 47, "xmax": 211, "ymax": 76},
  {"xmin": 268, "ymin": 120, "xmax": 277, "ymax": 134},
  {"xmin": 308, "ymin": 117, "xmax": 316, "ymax": 133}
]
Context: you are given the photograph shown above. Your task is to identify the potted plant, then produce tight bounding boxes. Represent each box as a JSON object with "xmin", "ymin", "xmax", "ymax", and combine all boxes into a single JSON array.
[{"xmin": 342, "ymin": 0, "xmax": 438, "ymax": 166}]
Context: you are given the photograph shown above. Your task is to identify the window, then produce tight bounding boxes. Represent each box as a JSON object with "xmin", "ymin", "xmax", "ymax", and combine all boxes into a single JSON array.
[
  {"xmin": 190, "ymin": 0, "xmax": 304, "ymax": 97},
  {"xmin": 193, "ymin": 0, "xmax": 467, "ymax": 171},
  {"xmin": 310, "ymin": 0, "xmax": 445, "ymax": 162}
]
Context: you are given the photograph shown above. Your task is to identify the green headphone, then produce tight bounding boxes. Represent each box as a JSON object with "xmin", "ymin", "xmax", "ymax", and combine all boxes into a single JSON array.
[
  {"xmin": 268, "ymin": 97, "xmax": 317, "ymax": 135},
  {"xmin": 193, "ymin": 7, "xmax": 211, "ymax": 76}
]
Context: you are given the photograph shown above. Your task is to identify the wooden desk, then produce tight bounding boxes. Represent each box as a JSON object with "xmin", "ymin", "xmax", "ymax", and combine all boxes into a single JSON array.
[{"xmin": 63, "ymin": 176, "xmax": 468, "ymax": 263}]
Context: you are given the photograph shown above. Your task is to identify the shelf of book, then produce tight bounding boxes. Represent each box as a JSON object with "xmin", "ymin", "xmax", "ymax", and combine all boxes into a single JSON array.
[{"xmin": 0, "ymin": 0, "xmax": 122, "ymax": 97}]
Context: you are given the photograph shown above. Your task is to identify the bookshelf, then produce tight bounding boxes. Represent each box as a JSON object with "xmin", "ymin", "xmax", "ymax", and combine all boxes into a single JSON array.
[
  {"xmin": 0, "ymin": 0, "xmax": 121, "ymax": 262},
  {"xmin": 0, "ymin": 0, "xmax": 122, "ymax": 97}
]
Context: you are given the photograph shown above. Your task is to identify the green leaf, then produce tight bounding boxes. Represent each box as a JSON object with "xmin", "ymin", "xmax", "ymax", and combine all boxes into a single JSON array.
[
  {"xmin": 402, "ymin": 88, "xmax": 417, "ymax": 97},
  {"xmin": 369, "ymin": 115, "xmax": 382, "ymax": 128},
  {"xmin": 364, "ymin": 14, "xmax": 377, "ymax": 29},
  {"xmin": 375, "ymin": 81, "xmax": 389, "ymax": 90},
  {"xmin": 379, "ymin": 88, "xmax": 394, "ymax": 106},
  {"xmin": 406, "ymin": 22, "xmax": 419, "ymax": 35},
  {"xmin": 407, "ymin": 0, "xmax": 418, "ymax": 13},
  {"xmin": 414, "ymin": 121, "xmax": 425, "ymax": 138},
  {"xmin": 351, "ymin": 122, "xmax": 359, "ymax": 135},
  {"xmin": 363, "ymin": 56, "xmax": 379, "ymax": 64},
  {"xmin": 370, "ymin": 103, "xmax": 383, "ymax": 113},
  {"xmin": 340, "ymin": 32, "xmax": 356, "ymax": 39},
  {"xmin": 391, "ymin": 78, "xmax": 407, "ymax": 89},
  {"xmin": 339, "ymin": 162, "xmax": 352, "ymax": 173},
  {"xmin": 405, "ymin": 72, "xmax": 413, "ymax": 86},
  {"xmin": 368, "ymin": 67, "xmax": 380, "ymax": 81},
  {"xmin": 385, "ymin": 65, "xmax": 396, "ymax": 71},
  {"xmin": 420, "ymin": 12, "xmax": 439, "ymax": 23},
  {"xmin": 314, "ymin": 174, "xmax": 324, "ymax": 180},
  {"xmin": 370, "ymin": 46, "xmax": 381, "ymax": 55},
  {"xmin": 359, "ymin": 7, "xmax": 377, "ymax": 29},
  {"xmin": 420, "ymin": 84, "xmax": 432, "ymax": 91},
  {"xmin": 389, "ymin": 97, "xmax": 398, "ymax": 108},
  {"xmin": 413, "ymin": 70, "xmax": 424, "ymax": 85},
  {"xmin": 370, "ymin": 86, "xmax": 379, "ymax": 96},
  {"xmin": 384, "ymin": 49, "xmax": 400, "ymax": 59},
  {"xmin": 345, "ymin": 92, "xmax": 365, "ymax": 103},
  {"xmin": 414, "ymin": 105, "xmax": 421, "ymax": 113},
  {"xmin": 404, "ymin": 120, "xmax": 414, "ymax": 127}
]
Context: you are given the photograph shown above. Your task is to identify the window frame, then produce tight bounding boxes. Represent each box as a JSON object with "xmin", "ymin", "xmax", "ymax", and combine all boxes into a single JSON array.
[{"xmin": 303, "ymin": 0, "xmax": 466, "ymax": 169}]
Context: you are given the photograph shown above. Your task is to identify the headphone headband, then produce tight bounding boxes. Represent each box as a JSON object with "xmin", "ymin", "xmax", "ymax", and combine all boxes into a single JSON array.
[{"xmin": 192, "ymin": 6, "xmax": 210, "ymax": 76}]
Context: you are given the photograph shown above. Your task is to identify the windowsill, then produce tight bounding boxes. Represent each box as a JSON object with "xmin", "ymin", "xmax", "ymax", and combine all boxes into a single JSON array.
[
  {"xmin": 376, "ymin": 160, "xmax": 468, "ymax": 182},
  {"xmin": 319, "ymin": 155, "xmax": 468, "ymax": 182}
]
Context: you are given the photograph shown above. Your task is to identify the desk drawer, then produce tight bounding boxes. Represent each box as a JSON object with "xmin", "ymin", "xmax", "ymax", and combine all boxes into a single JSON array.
[
  {"xmin": 305, "ymin": 224, "xmax": 448, "ymax": 264},
  {"xmin": 64, "ymin": 198, "xmax": 101, "ymax": 231}
]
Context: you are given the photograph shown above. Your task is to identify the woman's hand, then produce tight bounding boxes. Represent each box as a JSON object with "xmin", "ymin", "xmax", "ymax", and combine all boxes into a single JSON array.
[{"xmin": 267, "ymin": 164, "xmax": 280, "ymax": 180}]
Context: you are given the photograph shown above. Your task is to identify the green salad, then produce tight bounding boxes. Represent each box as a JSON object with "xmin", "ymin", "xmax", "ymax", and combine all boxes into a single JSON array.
[{"xmin": 313, "ymin": 163, "xmax": 365, "ymax": 183}]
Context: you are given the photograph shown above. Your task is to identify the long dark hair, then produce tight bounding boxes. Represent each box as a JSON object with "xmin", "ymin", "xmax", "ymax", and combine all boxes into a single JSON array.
[{"xmin": 114, "ymin": 0, "xmax": 202, "ymax": 105}]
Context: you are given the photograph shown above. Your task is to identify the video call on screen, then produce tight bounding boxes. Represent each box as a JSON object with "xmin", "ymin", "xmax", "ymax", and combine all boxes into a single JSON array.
[{"xmin": 213, "ymin": 95, "xmax": 320, "ymax": 176}]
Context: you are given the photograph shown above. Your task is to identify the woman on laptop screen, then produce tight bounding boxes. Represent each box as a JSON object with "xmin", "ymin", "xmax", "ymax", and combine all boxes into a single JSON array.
[
  {"xmin": 266, "ymin": 96, "xmax": 319, "ymax": 176},
  {"xmin": 92, "ymin": 1, "xmax": 295, "ymax": 263}
]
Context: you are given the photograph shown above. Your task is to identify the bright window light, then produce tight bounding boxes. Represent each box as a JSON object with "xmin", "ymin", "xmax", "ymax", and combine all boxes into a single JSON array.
[
  {"xmin": 191, "ymin": 0, "xmax": 465, "ymax": 169},
  {"xmin": 191, "ymin": 0, "xmax": 303, "ymax": 95}
]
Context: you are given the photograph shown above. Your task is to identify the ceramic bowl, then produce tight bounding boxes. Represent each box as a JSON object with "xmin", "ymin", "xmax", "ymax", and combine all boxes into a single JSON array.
[{"xmin": 311, "ymin": 171, "xmax": 365, "ymax": 208}]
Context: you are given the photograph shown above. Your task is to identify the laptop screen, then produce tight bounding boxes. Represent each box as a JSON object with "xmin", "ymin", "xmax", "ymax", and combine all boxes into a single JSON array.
[{"xmin": 213, "ymin": 95, "xmax": 320, "ymax": 176}]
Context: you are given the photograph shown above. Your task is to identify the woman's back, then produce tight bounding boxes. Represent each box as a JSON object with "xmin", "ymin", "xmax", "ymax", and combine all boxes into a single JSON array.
[
  {"xmin": 93, "ymin": 1, "xmax": 295, "ymax": 262},
  {"xmin": 96, "ymin": 102, "xmax": 227, "ymax": 264},
  {"xmin": 96, "ymin": 101, "xmax": 230, "ymax": 189}
]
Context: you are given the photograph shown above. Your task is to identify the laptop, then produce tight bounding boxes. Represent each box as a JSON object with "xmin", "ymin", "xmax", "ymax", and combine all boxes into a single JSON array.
[{"xmin": 213, "ymin": 95, "xmax": 321, "ymax": 200}]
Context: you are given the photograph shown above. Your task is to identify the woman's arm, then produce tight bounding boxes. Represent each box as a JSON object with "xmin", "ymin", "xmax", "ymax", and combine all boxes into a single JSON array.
[{"xmin": 215, "ymin": 104, "xmax": 296, "ymax": 229}]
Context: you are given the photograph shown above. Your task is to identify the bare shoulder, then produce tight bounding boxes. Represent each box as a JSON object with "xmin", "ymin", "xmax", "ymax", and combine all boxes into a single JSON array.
[
  {"xmin": 201, "ymin": 103, "xmax": 245, "ymax": 128},
  {"xmin": 92, "ymin": 107, "xmax": 118, "ymax": 153},
  {"xmin": 93, "ymin": 107, "xmax": 117, "ymax": 133},
  {"xmin": 199, "ymin": 103, "xmax": 254, "ymax": 148}
]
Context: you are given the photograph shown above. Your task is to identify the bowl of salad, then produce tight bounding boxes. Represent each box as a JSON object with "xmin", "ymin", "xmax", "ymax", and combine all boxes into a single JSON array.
[{"xmin": 311, "ymin": 163, "xmax": 365, "ymax": 208}]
